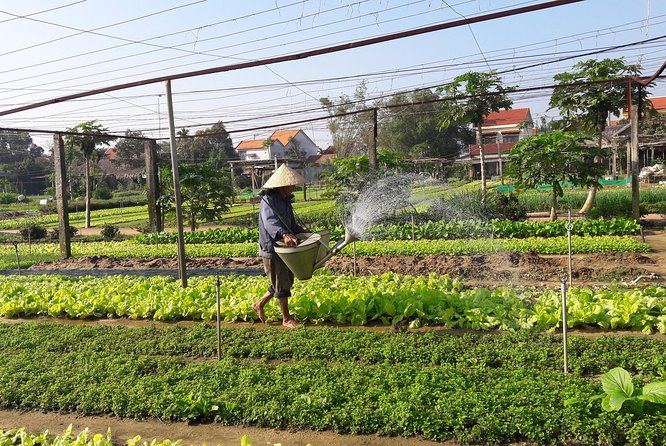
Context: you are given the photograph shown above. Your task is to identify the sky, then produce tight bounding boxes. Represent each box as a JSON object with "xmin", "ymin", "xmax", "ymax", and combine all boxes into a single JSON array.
[{"xmin": 0, "ymin": 0, "xmax": 664, "ymax": 157}]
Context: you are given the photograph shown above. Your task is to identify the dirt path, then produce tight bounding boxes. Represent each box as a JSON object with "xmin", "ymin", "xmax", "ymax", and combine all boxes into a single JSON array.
[
  {"xmin": 28, "ymin": 229, "xmax": 666, "ymax": 287},
  {"xmin": 0, "ymin": 410, "xmax": 447, "ymax": 446}
]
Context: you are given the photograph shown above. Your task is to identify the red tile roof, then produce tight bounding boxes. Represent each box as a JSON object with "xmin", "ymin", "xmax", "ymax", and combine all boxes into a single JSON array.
[
  {"xmin": 306, "ymin": 154, "xmax": 336, "ymax": 165},
  {"xmin": 235, "ymin": 139, "xmax": 266, "ymax": 151},
  {"xmin": 483, "ymin": 108, "xmax": 530, "ymax": 126},
  {"xmin": 649, "ymin": 96, "xmax": 666, "ymax": 111},
  {"xmin": 270, "ymin": 129, "xmax": 301, "ymax": 146}
]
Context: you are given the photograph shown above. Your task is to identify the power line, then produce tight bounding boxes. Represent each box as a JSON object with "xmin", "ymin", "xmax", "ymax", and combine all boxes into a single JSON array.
[{"xmin": 0, "ymin": 0, "xmax": 586, "ymax": 118}]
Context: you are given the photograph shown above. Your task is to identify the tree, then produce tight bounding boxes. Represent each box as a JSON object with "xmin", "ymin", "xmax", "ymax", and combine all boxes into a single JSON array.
[
  {"xmin": 159, "ymin": 161, "xmax": 233, "ymax": 231},
  {"xmin": 505, "ymin": 132, "xmax": 609, "ymax": 221},
  {"xmin": 0, "ymin": 130, "xmax": 49, "ymax": 194},
  {"xmin": 320, "ymin": 81, "xmax": 375, "ymax": 157},
  {"xmin": 323, "ymin": 149, "xmax": 406, "ymax": 199},
  {"xmin": 65, "ymin": 121, "xmax": 116, "ymax": 228},
  {"xmin": 113, "ymin": 129, "xmax": 146, "ymax": 168},
  {"xmin": 437, "ymin": 71, "xmax": 515, "ymax": 201},
  {"xmin": 285, "ymin": 136, "xmax": 306, "ymax": 161},
  {"xmin": 192, "ymin": 122, "xmax": 236, "ymax": 166},
  {"xmin": 375, "ymin": 89, "xmax": 473, "ymax": 159},
  {"xmin": 549, "ymin": 58, "xmax": 647, "ymax": 213}
]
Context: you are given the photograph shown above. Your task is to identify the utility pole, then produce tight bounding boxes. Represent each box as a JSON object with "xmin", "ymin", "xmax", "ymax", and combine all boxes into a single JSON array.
[
  {"xmin": 53, "ymin": 133, "xmax": 71, "ymax": 259},
  {"xmin": 630, "ymin": 106, "xmax": 640, "ymax": 221},
  {"xmin": 369, "ymin": 108, "xmax": 378, "ymax": 170},
  {"xmin": 165, "ymin": 80, "xmax": 188, "ymax": 288}
]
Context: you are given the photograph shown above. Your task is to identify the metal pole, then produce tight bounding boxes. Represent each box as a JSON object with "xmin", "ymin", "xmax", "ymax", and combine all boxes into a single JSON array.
[
  {"xmin": 216, "ymin": 276, "xmax": 221, "ymax": 361},
  {"xmin": 630, "ymin": 106, "xmax": 640, "ymax": 221},
  {"xmin": 561, "ymin": 278, "xmax": 569, "ymax": 374},
  {"xmin": 165, "ymin": 80, "xmax": 188, "ymax": 288},
  {"xmin": 13, "ymin": 243, "xmax": 20, "ymax": 275},
  {"xmin": 352, "ymin": 241, "xmax": 357, "ymax": 276},
  {"xmin": 567, "ymin": 209, "xmax": 573, "ymax": 287}
]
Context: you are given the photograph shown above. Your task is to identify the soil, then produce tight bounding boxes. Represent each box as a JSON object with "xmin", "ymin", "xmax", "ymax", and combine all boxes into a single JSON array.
[
  {"xmin": 4, "ymin": 229, "xmax": 665, "ymax": 445},
  {"xmin": 28, "ymin": 229, "xmax": 666, "ymax": 287}
]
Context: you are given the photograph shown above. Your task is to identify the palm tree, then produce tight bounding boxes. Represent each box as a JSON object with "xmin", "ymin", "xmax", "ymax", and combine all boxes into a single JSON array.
[
  {"xmin": 65, "ymin": 121, "xmax": 116, "ymax": 228},
  {"xmin": 437, "ymin": 71, "xmax": 515, "ymax": 202}
]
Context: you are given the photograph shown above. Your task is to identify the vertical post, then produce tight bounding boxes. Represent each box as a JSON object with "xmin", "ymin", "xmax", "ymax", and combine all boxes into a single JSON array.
[
  {"xmin": 369, "ymin": 108, "xmax": 378, "ymax": 170},
  {"xmin": 165, "ymin": 80, "xmax": 188, "ymax": 288},
  {"xmin": 561, "ymin": 278, "xmax": 569, "ymax": 374},
  {"xmin": 145, "ymin": 140, "xmax": 160, "ymax": 232},
  {"xmin": 352, "ymin": 241, "xmax": 357, "ymax": 277},
  {"xmin": 13, "ymin": 243, "xmax": 20, "ymax": 275},
  {"xmin": 216, "ymin": 276, "xmax": 221, "ymax": 361},
  {"xmin": 229, "ymin": 164, "xmax": 236, "ymax": 204},
  {"xmin": 53, "ymin": 133, "xmax": 71, "ymax": 259},
  {"xmin": 411, "ymin": 215, "xmax": 415, "ymax": 241},
  {"xmin": 496, "ymin": 132, "xmax": 504, "ymax": 184},
  {"xmin": 567, "ymin": 209, "xmax": 573, "ymax": 287},
  {"xmin": 631, "ymin": 107, "xmax": 640, "ymax": 221},
  {"xmin": 626, "ymin": 141, "xmax": 631, "ymax": 179}
]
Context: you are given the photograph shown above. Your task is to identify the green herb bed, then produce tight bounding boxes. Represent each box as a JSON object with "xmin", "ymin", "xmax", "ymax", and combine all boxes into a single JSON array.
[
  {"xmin": 134, "ymin": 218, "xmax": 641, "ymax": 244},
  {"xmin": 0, "ymin": 235, "xmax": 650, "ymax": 270},
  {"xmin": 0, "ymin": 274, "xmax": 664, "ymax": 332},
  {"xmin": 0, "ymin": 322, "xmax": 665, "ymax": 444}
]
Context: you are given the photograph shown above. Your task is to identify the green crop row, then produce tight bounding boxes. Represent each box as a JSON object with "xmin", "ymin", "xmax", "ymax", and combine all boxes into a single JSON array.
[
  {"xmin": 0, "ymin": 205, "xmax": 148, "ymax": 230},
  {"xmin": 0, "ymin": 323, "xmax": 665, "ymax": 444},
  {"xmin": 134, "ymin": 218, "xmax": 641, "ymax": 244},
  {"xmin": 0, "ymin": 426, "xmax": 195, "ymax": 446},
  {"xmin": 0, "ymin": 274, "xmax": 664, "ymax": 332},
  {"xmin": 3, "ymin": 322, "xmax": 665, "ymax": 377},
  {"xmin": 0, "ymin": 235, "xmax": 650, "ymax": 270}
]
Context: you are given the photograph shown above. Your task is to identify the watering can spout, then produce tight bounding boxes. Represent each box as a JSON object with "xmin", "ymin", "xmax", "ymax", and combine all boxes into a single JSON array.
[{"xmin": 313, "ymin": 228, "xmax": 359, "ymax": 270}]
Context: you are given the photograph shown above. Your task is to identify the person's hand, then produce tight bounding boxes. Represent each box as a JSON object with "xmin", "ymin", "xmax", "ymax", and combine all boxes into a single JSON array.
[{"xmin": 283, "ymin": 233, "xmax": 299, "ymax": 246}]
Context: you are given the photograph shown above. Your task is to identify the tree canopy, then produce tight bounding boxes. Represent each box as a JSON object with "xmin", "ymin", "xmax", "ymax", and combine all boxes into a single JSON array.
[
  {"xmin": 320, "ymin": 81, "xmax": 374, "ymax": 157},
  {"xmin": 113, "ymin": 130, "xmax": 146, "ymax": 168},
  {"xmin": 159, "ymin": 161, "xmax": 233, "ymax": 231},
  {"xmin": 0, "ymin": 130, "xmax": 49, "ymax": 195},
  {"xmin": 437, "ymin": 71, "xmax": 515, "ymax": 200},
  {"xmin": 376, "ymin": 89, "xmax": 473, "ymax": 159},
  {"xmin": 505, "ymin": 131, "xmax": 609, "ymax": 220},
  {"xmin": 549, "ymin": 58, "xmax": 647, "ymax": 132}
]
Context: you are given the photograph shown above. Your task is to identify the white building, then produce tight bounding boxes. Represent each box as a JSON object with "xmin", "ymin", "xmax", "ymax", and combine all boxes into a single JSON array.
[{"xmin": 235, "ymin": 129, "xmax": 320, "ymax": 161}]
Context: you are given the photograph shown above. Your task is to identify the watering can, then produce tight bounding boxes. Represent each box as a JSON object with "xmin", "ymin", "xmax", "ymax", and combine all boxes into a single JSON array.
[{"xmin": 274, "ymin": 229, "xmax": 360, "ymax": 280}]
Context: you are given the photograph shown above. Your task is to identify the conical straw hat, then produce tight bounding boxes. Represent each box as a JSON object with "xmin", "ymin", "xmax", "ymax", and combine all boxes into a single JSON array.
[{"xmin": 262, "ymin": 164, "xmax": 306, "ymax": 189}]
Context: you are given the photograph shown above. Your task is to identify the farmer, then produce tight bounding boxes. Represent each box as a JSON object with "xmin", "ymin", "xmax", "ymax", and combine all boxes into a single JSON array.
[{"xmin": 252, "ymin": 163, "xmax": 305, "ymax": 328}]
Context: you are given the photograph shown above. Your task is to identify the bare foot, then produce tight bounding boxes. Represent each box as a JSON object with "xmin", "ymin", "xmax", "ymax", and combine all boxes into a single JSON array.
[
  {"xmin": 282, "ymin": 319, "xmax": 302, "ymax": 329},
  {"xmin": 252, "ymin": 302, "xmax": 265, "ymax": 323}
]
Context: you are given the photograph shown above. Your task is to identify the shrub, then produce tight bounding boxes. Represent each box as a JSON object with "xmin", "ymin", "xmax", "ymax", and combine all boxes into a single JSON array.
[
  {"xmin": 49, "ymin": 226, "xmax": 78, "ymax": 241},
  {"xmin": 19, "ymin": 223, "xmax": 47, "ymax": 241},
  {"xmin": 0, "ymin": 193, "xmax": 17, "ymax": 204},
  {"xmin": 100, "ymin": 224, "xmax": 120, "ymax": 240},
  {"xmin": 92, "ymin": 187, "xmax": 113, "ymax": 200}
]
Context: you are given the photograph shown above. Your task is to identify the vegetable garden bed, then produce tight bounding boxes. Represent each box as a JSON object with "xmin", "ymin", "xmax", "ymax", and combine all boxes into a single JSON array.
[{"xmin": 0, "ymin": 322, "xmax": 664, "ymax": 445}]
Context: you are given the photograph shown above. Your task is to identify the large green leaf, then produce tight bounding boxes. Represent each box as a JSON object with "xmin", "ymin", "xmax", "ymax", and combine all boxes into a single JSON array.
[
  {"xmin": 600, "ymin": 367, "xmax": 635, "ymax": 411},
  {"xmin": 638, "ymin": 381, "xmax": 666, "ymax": 404}
]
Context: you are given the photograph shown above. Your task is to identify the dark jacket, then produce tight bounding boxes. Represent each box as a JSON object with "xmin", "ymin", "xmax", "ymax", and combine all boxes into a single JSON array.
[{"xmin": 258, "ymin": 189, "xmax": 303, "ymax": 258}]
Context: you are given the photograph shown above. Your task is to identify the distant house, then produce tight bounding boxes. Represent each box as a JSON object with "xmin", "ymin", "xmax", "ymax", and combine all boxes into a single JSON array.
[
  {"xmin": 604, "ymin": 96, "xmax": 666, "ymax": 174},
  {"xmin": 304, "ymin": 146, "xmax": 337, "ymax": 182},
  {"xmin": 456, "ymin": 108, "xmax": 534, "ymax": 178},
  {"xmin": 234, "ymin": 129, "xmax": 320, "ymax": 161}
]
